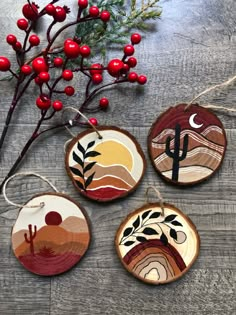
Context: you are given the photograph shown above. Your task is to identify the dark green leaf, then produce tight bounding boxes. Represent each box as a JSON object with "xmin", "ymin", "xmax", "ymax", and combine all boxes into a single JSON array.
[
  {"xmin": 164, "ymin": 214, "xmax": 177, "ymax": 222},
  {"xmin": 137, "ymin": 236, "xmax": 147, "ymax": 243},
  {"xmin": 85, "ymin": 151, "xmax": 101, "ymax": 158},
  {"xmin": 149, "ymin": 212, "xmax": 161, "ymax": 219},
  {"xmin": 77, "ymin": 142, "xmax": 85, "ymax": 156},
  {"xmin": 86, "ymin": 141, "xmax": 95, "ymax": 150},
  {"xmin": 85, "ymin": 172, "xmax": 95, "ymax": 188},
  {"xmin": 75, "ymin": 180, "xmax": 85, "ymax": 190},
  {"xmin": 84, "ymin": 162, "xmax": 96, "ymax": 173},
  {"xmin": 72, "ymin": 152, "xmax": 84, "ymax": 167},
  {"xmin": 160, "ymin": 233, "xmax": 168, "ymax": 245},
  {"xmin": 170, "ymin": 228, "xmax": 177, "ymax": 240},
  {"xmin": 142, "ymin": 210, "xmax": 152, "ymax": 220},
  {"xmin": 143, "ymin": 227, "xmax": 158, "ymax": 235},
  {"xmin": 171, "ymin": 220, "xmax": 183, "ymax": 227},
  {"xmin": 124, "ymin": 241, "xmax": 134, "ymax": 246},
  {"xmin": 69, "ymin": 167, "xmax": 83, "ymax": 178},
  {"xmin": 122, "ymin": 227, "xmax": 133, "ymax": 238},
  {"xmin": 133, "ymin": 216, "xmax": 140, "ymax": 229}
]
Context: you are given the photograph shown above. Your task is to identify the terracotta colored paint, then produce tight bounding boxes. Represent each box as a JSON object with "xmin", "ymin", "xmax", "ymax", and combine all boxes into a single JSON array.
[
  {"xmin": 115, "ymin": 203, "xmax": 200, "ymax": 284},
  {"xmin": 65, "ymin": 126, "xmax": 146, "ymax": 202},
  {"xmin": 148, "ymin": 104, "xmax": 227, "ymax": 185},
  {"xmin": 12, "ymin": 193, "xmax": 90, "ymax": 276}
]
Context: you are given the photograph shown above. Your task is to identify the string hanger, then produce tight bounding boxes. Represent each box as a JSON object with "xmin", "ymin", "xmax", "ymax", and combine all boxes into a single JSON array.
[
  {"xmin": 62, "ymin": 107, "xmax": 103, "ymax": 139},
  {"xmin": 185, "ymin": 74, "xmax": 236, "ymax": 111},
  {"xmin": 145, "ymin": 186, "xmax": 165, "ymax": 216},
  {"xmin": 2, "ymin": 172, "xmax": 59, "ymax": 209}
]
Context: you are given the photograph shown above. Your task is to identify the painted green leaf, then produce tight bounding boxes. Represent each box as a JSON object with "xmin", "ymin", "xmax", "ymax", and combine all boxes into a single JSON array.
[
  {"xmin": 85, "ymin": 172, "xmax": 95, "ymax": 188},
  {"xmin": 164, "ymin": 214, "xmax": 177, "ymax": 222},
  {"xmin": 75, "ymin": 180, "xmax": 85, "ymax": 190},
  {"xmin": 122, "ymin": 227, "xmax": 133, "ymax": 238},
  {"xmin": 141, "ymin": 210, "xmax": 152, "ymax": 220},
  {"xmin": 86, "ymin": 141, "xmax": 95, "ymax": 150},
  {"xmin": 77, "ymin": 142, "xmax": 86, "ymax": 156},
  {"xmin": 142, "ymin": 227, "xmax": 158, "ymax": 235},
  {"xmin": 136, "ymin": 236, "xmax": 147, "ymax": 243},
  {"xmin": 69, "ymin": 167, "xmax": 83, "ymax": 178},
  {"xmin": 85, "ymin": 151, "xmax": 101, "ymax": 158},
  {"xmin": 72, "ymin": 152, "xmax": 84, "ymax": 167},
  {"xmin": 84, "ymin": 162, "xmax": 96, "ymax": 173},
  {"xmin": 149, "ymin": 212, "xmax": 161, "ymax": 219},
  {"xmin": 171, "ymin": 220, "xmax": 183, "ymax": 227}
]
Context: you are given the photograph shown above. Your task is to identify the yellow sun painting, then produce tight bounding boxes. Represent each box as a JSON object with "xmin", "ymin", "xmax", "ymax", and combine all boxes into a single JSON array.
[{"xmin": 88, "ymin": 140, "xmax": 133, "ymax": 171}]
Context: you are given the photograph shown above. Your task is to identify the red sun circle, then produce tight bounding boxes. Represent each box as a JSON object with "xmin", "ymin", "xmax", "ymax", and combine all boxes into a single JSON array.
[{"xmin": 45, "ymin": 211, "xmax": 62, "ymax": 225}]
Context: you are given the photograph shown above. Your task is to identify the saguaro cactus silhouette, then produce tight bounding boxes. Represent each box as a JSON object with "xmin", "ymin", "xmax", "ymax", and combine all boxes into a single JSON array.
[
  {"xmin": 165, "ymin": 124, "xmax": 189, "ymax": 181},
  {"xmin": 24, "ymin": 224, "xmax": 37, "ymax": 256}
]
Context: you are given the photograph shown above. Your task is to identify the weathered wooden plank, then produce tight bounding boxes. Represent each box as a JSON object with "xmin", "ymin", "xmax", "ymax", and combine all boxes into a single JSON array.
[{"xmin": 50, "ymin": 268, "xmax": 236, "ymax": 315}]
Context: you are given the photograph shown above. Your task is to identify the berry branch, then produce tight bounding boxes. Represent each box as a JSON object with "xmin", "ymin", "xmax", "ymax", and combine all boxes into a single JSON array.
[{"xmin": 0, "ymin": 0, "xmax": 148, "ymax": 191}]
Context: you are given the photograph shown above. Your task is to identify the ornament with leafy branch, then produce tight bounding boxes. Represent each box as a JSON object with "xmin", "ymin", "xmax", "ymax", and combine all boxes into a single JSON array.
[
  {"xmin": 0, "ymin": 0, "xmax": 149, "ymax": 192},
  {"xmin": 119, "ymin": 209, "xmax": 185, "ymax": 246}
]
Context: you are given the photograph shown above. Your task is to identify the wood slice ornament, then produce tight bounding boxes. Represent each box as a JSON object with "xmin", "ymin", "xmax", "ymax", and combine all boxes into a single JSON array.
[
  {"xmin": 4, "ymin": 174, "xmax": 91, "ymax": 276},
  {"xmin": 65, "ymin": 126, "xmax": 146, "ymax": 202},
  {"xmin": 115, "ymin": 189, "xmax": 200, "ymax": 284},
  {"xmin": 148, "ymin": 104, "xmax": 227, "ymax": 185}
]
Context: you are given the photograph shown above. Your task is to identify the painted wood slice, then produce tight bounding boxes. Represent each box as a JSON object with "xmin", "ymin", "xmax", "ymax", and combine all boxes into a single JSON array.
[
  {"xmin": 148, "ymin": 104, "xmax": 227, "ymax": 185},
  {"xmin": 11, "ymin": 193, "xmax": 90, "ymax": 276},
  {"xmin": 65, "ymin": 126, "xmax": 146, "ymax": 202},
  {"xmin": 115, "ymin": 203, "xmax": 200, "ymax": 284}
]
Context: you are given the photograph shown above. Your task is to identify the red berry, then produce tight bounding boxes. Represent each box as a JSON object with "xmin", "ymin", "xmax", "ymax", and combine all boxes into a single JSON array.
[
  {"xmin": 6, "ymin": 34, "xmax": 17, "ymax": 45},
  {"xmin": 53, "ymin": 57, "xmax": 64, "ymax": 67},
  {"xmin": 64, "ymin": 38, "xmax": 73, "ymax": 45},
  {"xmin": 100, "ymin": 11, "xmax": 110, "ymax": 22},
  {"xmin": 64, "ymin": 41, "xmax": 80, "ymax": 59},
  {"xmin": 89, "ymin": 118, "xmax": 98, "ymax": 126},
  {"xmin": 53, "ymin": 6, "xmax": 66, "ymax": 22},
  {"xmin": 92, "ymin": 74, "xmax": 103, "ymax": 84},
  {"xmin": 52, "ymin": 100, "xmax": 63, "ymax": 111},
  {"xmin": 0, "ymin": 57, "xmax": 11, "ymax": 72},
  {"xmin": 89, "ymin": 6, "xmax": 99, "ymax": 17},
  {"xmin": 13, "ymin": 41, "xmax": 22, "ymax": 51},
  {"xmin": 62, "ymin": 69, "xmax": 73, "ymax": 81},
  {"xmin": 22, "ymin": 4, "xmax": 38, "ymax": 21},
  {"xmin": 107, "ymin": 59, "xmax": 124, "ymax": 77},
  {"xmin": 36, "ymin": 97, "xmax": 51, "ymax": 110},
  {"xmin": 99, "ymin": 97, "xmax": 109, "ymax": 109},
  {"xmin": 34, "ymin": 76, "xmax": 42, "ymax": 85},
  {"xmin": 17, "ymin": 18, "xmax": 28, "ymax": 30},
  {"xmin": 32, "ymin": 57, "xmax": 49, "ymax": 73},
  {"xmin": 90, "ymin": 63, "xmax": 103, "ymax": 75},
  {"xmin": 124, "ymin": 44, "xmax": 135, "ymax": 56},
  {"xmin": 45, "ymin": 4, "xmax": 56, "ymax": 16},
  {"xmin": 128, "ymin": 72, "xmax": 138, "ymax": 83},
  {"xmin": 80, "ymin": 45, "xmax": 91, "ymax": 58},
  {"xmin": 21, "ymin": 65, "xmax": 32, "ymax": 75},
  {"xmin": 122, "ymin": 63, "xmax": 130, "ymax": 72},
  {"xmin": 127, "ymin": 57, "xmax": 137, "ymax": 68},
  {"xmin": 78, "ymin": 0, "xmax": 88, "ymax": 9},
  {"xmin": 39, "ymin": 71, "xmax": 50, "ymax": 82},
  {"xmin": 29, "ymin": 34, "xmax": 40, "ymax": 46},
  {"xmin": 131, "ymin": 33, "xmax": 142, "ymax": 45},
  {"xmin": 64, "ymin": 86, "xmax": 75, "ymax": 96},
  {"xmin": 137, "ymin": 75, "xmax": 147, "ymax": 85}
]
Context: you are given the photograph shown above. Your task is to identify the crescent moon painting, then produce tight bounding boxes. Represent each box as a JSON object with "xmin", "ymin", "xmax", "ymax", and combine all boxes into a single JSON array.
[
  {"xmin": 148, "ymin": 104, "xmax": 227, "ymax": 185},
  {"xmin": 189, "ymin": 113, "xmax": 203, "ymax": 129},
  {"xmin": 115, "ymin": 203, "xmax": 200, "ymax": 284}
]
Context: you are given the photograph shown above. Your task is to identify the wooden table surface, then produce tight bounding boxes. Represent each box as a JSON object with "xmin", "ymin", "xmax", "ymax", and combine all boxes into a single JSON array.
[{"xmin": 0, "ymin": 0, "xmax": 235, "ymax": 314}]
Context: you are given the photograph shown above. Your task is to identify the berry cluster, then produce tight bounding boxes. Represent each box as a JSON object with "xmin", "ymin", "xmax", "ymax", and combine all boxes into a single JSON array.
[{"xmin": 0, "ymin": 0, "xmax": 147, "ymax": 189}]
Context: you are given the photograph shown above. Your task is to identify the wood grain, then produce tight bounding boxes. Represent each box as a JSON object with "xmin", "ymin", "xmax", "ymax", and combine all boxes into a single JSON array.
[{"xmin": 0, "ymin": 0, "xmax": 235, "ymax": 314}]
